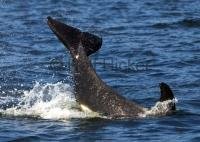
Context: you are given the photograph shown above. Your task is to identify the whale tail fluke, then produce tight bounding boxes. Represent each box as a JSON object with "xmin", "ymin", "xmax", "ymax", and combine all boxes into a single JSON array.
[
  {"xmin": 159, "ymin": 82, "xmax": 176, "ymax": 110},
  {"xmin": 47, "ymin": 16, "xmax": 102, "ymax": 57}
]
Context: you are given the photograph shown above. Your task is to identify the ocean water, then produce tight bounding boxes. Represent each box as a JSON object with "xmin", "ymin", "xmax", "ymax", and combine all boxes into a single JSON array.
[{"xmin": 0, "ymin": 0, "xmax": 199, "ymax": 141}]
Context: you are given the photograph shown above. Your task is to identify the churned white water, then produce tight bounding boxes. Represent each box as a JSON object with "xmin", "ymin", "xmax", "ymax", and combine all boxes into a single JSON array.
[
  {"xmin": 0, "ymin": 82, "xmax": 100, "ymax": 120},
  {"xmin": 0, "ymin": 82, "xmax": 178, "ymax": 120},
  {"xmin": 140, "ymin": 98, "xmax": 178, "ymax": 117}
]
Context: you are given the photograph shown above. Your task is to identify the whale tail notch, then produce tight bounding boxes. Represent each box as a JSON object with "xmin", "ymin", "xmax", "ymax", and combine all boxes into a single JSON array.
[
  {"xmin": 47, "ymin": 16, "xmax": 102, "ymax": 56},
  {"xmin": 159, "ymin": 82, "xmax": 176, "ymax": 110}
]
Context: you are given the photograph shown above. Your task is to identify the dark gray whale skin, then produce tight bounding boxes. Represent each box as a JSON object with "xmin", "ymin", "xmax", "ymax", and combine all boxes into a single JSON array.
[{"xmin": 47, "ymin": 16, "xmax": 175, "ymax": 118}]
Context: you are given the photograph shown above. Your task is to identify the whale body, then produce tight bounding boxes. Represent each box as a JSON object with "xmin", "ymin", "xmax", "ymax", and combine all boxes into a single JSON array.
[{"xmin": 47, "ymin": 16, "xmax": 176, "ymax": 118}]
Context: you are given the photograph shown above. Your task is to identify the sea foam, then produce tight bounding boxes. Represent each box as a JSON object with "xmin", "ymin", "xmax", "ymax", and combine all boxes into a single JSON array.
[{"xmin": 0, "ymin": 82, "xmax": 100, "ymax": 120}]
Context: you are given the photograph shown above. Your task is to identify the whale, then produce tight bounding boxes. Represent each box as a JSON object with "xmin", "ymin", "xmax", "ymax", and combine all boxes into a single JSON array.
[{"xmin": 47, "ymin": 16, "xmax": 176, "ymax": 118}]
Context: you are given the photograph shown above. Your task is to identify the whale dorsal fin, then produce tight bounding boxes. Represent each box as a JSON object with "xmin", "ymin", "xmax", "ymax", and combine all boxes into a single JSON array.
[
  {"xmin": 159, "ymin": 82, "xmax": 176, "ymax": 110},
  {"xmin": 47, "ymin": 16, "xmax": 102, "ymax": 56}
]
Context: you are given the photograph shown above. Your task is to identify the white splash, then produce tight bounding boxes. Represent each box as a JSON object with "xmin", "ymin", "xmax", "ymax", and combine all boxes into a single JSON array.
[
  {"xmin": 140, "ymin": 98, "xmax": 178, "ymax": 117},
  {"xmin": 0, "ymin": 82, "xmax": 178, "ymax": 120},
  {"xmin": 0, "ymin": 82, "xmax": 100, "ymax": 120}
]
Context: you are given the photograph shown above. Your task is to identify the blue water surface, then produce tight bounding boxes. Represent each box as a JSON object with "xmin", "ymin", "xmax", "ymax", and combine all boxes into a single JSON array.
[{"xmin": 0, "ymin": 0, "xmax": 200, "ymax": 141}]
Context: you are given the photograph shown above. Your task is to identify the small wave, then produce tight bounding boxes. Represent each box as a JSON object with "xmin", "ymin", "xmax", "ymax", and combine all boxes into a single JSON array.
[
  {"xmin": 151, "ymin": 18, "xmax": 200, "ymax": 29},
  {"xmin": 0, "ymin": 82, "xmax": 100, "ymax": 120},
  {"xmin": 151, "ymin": 23, "xmax": 171, "ymax": 29},
  {"xmin": 180, "ymin": 19, "xmax": 200, "ymax": 28}
]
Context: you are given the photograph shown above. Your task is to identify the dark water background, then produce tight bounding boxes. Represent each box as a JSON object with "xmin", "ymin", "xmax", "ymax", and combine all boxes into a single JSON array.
[{"xmin": 0, "ymin": 0, "xmax": 200, "ymax": 141}]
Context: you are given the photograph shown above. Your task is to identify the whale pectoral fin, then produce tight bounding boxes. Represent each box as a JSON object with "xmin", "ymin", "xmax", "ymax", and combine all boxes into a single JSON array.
[
  {"xmin": 159, "ymin": 82, "xmax": 176, "ymax": 110},
  {"xmin": 47, "ymin": 16, "xmax": 102, "ymax": 56}
]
